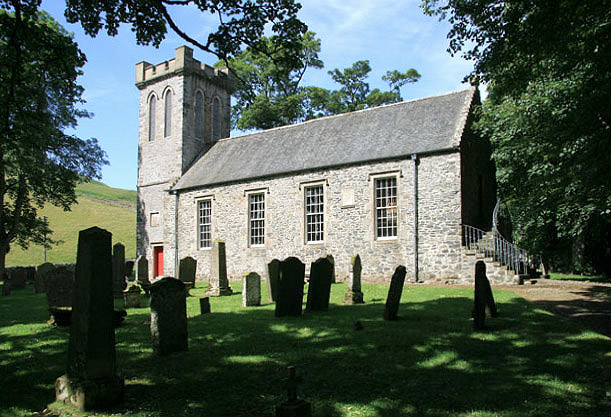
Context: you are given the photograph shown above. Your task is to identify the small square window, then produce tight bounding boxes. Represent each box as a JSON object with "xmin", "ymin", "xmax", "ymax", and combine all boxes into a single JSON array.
[{"xmin": 150, "ymin": 212, "xmax": 160, "ymax": 227}]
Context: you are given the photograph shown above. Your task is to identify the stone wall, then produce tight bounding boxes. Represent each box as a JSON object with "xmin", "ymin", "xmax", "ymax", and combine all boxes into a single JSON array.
[{"xmin": 164, "ymin": 153, "xmax": 466, "ymax": 284}]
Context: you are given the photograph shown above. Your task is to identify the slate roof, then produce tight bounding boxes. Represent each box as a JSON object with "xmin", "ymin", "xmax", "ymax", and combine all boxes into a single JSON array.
[{"xmin": 172, "ymin": 88, "xmax": 475, "ymax": 191}]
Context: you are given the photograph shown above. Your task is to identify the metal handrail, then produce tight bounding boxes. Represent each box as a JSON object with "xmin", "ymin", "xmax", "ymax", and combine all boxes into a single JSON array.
[{"xmin": 462, "ymin": 224, "xmax": 536, "ymax": 275}]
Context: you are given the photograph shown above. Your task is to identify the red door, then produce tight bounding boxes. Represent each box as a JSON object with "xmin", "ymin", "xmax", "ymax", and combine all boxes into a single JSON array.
[{"xmin": 153, "ymin": 246, "xmax": 164, "ymax": 277}]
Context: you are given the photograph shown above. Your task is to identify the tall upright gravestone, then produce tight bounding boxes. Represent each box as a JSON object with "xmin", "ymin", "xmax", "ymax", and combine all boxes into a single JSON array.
[
  {"xmin": 306, "ymin": 258, "xmax": 333, "ymax": 312},
  {"xmin": 150, "ymin": 277, "xmax": 188, "ymax": 355},
  {"xmin": 242, "ymin": 272, "xmax": 261, "ymax": 307},
  {"xmin": 344, "ymin": 254, "xmax": 364, "ymax": 304},
  {"xmin": 383, "ymin": 266, "xmax": 407, "ymax": 321},
  {"xmin": 206, "ymin": 240, "xmax": 233, "ymax": 296},
  {"xmin": 55, "ymin": 227, "xmax": 124, "ymax": 411},
  {"xmin": 325, "ymin": 254, "xmax": 336, "ymax": 284},
  {"xmin": 10, "ymin": 267, "xmax": 27, "ymax": 289},
  {"xmin": 267, "ymin": 259, "xmax": 280, "ymax": 302},
  {"xmin": 275, "ymin": 257, "xmax": 306, "ymax": 317},
  {"xmin": 112, "ymin": 243, "xmax": 126, "ymax": 297},
  {"xmin": 472, "ymin": 261, "xmax": 498, "ymax": 330},
  {"xmin": 178, "ymin": 256, "xmax": 197, "ymax": 290},
  {"xmin": 35, "ymin": 262, "xmax": 55, "ymax": 294},
  {"xmin": 135, "ymin": 255, "xmax": 151, "ymax": 295}
]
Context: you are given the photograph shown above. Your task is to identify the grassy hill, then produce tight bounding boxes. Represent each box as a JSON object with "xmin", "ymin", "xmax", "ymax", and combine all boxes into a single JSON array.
[{"xmin": 6, "ymin": 181, "xmax": 137, "ymax": 267}]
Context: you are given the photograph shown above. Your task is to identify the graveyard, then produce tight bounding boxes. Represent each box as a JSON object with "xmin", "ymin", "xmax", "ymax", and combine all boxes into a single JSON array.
[{"xmin": 1, "ymin": 273, "xmax": 608, "ymax": 416}]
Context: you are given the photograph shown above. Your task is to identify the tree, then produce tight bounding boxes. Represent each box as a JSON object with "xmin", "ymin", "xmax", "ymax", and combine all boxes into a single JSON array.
[
  {"xmin": 0, "ymin": 4, "xmax": 107, "ymax": 276},
  {"xmin": 421, "ymin": 0, "xmax": 611, "ymax": 273}
]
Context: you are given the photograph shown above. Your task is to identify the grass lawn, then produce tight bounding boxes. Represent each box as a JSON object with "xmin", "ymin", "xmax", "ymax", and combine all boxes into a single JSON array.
[
  {"xmin": 549, "ymin": 273, "xmax": 610, "ymax": 283},
  {"xmin": 0, "ymin": 282, "xmax": 609, "ymax": 417}
]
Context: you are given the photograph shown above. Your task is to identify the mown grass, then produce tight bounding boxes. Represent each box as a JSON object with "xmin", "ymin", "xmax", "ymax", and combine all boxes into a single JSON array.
[
  {"xmin": 5, "ymin": 182, "xmax": 136, "ymax": 267},
  {"xmin": 549, "ymin": 273, "xmax": 610, "ymax": 283},
  {"xmin": 0, "ymin": 282, "xmax": 609, "ymax": 417}
]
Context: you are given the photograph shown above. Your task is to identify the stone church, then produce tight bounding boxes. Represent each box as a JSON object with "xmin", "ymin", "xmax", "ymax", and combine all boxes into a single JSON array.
[{"xmin": 136, "ymin": 46, "xmax": 500, "ymax": 285}]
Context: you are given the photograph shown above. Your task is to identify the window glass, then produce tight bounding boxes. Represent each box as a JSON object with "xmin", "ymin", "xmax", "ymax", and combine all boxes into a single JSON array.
[
  {"xmin": 305, "ymin": 185, "xmax": 324, "ymax": 243},
  {"xmin": 375, "ymin": 177, "xmax": 398, "ymax": 239}
]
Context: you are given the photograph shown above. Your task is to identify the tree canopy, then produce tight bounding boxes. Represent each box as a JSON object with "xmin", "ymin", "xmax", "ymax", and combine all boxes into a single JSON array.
[{"xmin": 422, "ymin": 0, "xmax": 611, "ymax": 273}]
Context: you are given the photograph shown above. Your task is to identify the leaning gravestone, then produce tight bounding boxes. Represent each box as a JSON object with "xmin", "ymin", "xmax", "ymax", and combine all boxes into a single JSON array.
[
  {"xmin": 242, "ymin": 272, "xmax": 261, "ymax": 307},
  {"xmin": 10, "ymin": 267, "xmax": 27, "ymax": 289},
  {"xmin": 135, "ymin": 255, "xmax": 151, "ymax": 295},
  {"xmin": 275, "ymin": 257, "xmax": 306, "ymax": 317},
  {"xmin": 178, "ymin": 256, "xmax": 197, "ymax": 290},
  {"xmin": 344, "ymin": 254, "xmax": 364, "ymax": 304},
  {"xmin": 55, "ymin": 226, "xmax": 124, "ymax": 411},
  {"xmin": 150, "ymin": 277, "xmax": 188, "ymax": 355},
  {"xmin": 35, "ymin": 262, "xmax": 55, "ymax": 294},
  {"xmin": 383, "ymin": 266, "xmax": 407, "ymax": 321},
  {"xmin": 306, "ymin": 258, "xmax": 333, "ymax": 312},
  {"xmin": 112, "ymin": 243, "xmax": 126, "ymax": 297},
  {"xmin": 325, "ymin": 254, "xmax": 336, "ymax": 284},
  {"xmin": 472, "ymin": 261, "xmax": 498, "ymax": 330},
  {"xmin": 206, "ymin": 240, "xmax": 233, "ymax": 296},
  {"xmin": 267, "ymin": 259, "xmax": 280, "ymax": 302}
]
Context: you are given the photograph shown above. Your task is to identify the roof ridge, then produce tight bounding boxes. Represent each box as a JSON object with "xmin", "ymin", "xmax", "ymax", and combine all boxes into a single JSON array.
[{"xmin": 215, "ymin": 88, "xmax": 474, "ymax": 144}]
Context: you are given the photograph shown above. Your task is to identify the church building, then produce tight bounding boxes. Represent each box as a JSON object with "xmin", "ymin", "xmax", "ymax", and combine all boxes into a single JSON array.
[{"xmin": 135, "ymin": 46, "xmax": 499, "ymax": 285}]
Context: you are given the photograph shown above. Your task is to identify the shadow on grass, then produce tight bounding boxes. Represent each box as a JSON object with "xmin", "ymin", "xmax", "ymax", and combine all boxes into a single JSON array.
[{"xmin": 0, "ymin": 285, "xmax": 609, "ymax": 417}]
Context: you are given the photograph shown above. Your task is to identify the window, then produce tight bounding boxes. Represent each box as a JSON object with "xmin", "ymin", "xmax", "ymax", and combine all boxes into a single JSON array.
[
  {"xmin": 248, "ymin": 193, "xmax": 265, "ymax": 246},
  {"xmin": 197, "ymin": 199, "xmax": 212, "ymax": 249},
  {"xmin": 195, "ymin": 91, "xmax": 204, "ymax": 139},
  {"xmin": 305, "ymin": 185, "xmax": 324, "ymax": 243},
  {"xmin": 164, "ymin": 89, "xmax": 172, "ymax": 137},
  {"xmin": 375, "ymin": 177, "xmax": 398, "ymax": 239},
  {"xmin": 150, "ymin": 212, "xmax": 160, "ymax": 227},
  {"xmin": 212, "ymin": 96, "xmax": 221, "ymax": 141},
  {"xmin": 148, "ymin": 95, "xmax": 156, "ymax": 141}
]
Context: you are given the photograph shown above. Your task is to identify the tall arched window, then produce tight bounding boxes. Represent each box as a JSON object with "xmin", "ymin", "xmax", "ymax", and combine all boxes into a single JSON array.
[
  {"xmin": 148, "ymin": 95, "xmax": 156, "ymax": 141},
  {"xmin": 164, "ymin": 89, "xmax": 172, "ymax": 137},
  {"xmin": 212, "ymin": 97, "xmax": 221, "ymax": 141},
  {"xmin": 194, "ymin": 91, "xmax": 204, "ymax": 139}
]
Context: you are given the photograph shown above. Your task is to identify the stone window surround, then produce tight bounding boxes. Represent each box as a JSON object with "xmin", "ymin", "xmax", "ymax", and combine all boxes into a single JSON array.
[
  {"xmin": 195, "ymin": 195, "xmax": 214, "ymax": 250},
  {"xmin": 369, "ymin": 170, "xmax": 401, "ymax": 241},
  {"xmin": 301, "ymin": 179, "xmax": 327, "ymax": 245},
  {"xmin": 149, "ymin": 211, "xmax": 161, "ymax": 227},
  {"xmin": 163, "ymin": 87, "xmax": 173, "ymax": 138},
  {"xmin": 148, "ymin": 92, "xmax": 158, "ymax": 142},
  {"xmin": 245, "ymin": 188, "xmax": 268, "ymax": 248}
]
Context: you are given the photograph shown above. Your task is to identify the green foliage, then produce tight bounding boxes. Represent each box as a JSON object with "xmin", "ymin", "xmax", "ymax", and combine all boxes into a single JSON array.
[
  {"xmin": 0, "ymin": 5, "xmax": 107, "ymax": 271},
  {"xmin": 422, "ymin": 0, "xmax": 611, "ymax": 273},
  {"xmin": 0, "ymin": 283, "xmax": 608, "ymax": 416}
]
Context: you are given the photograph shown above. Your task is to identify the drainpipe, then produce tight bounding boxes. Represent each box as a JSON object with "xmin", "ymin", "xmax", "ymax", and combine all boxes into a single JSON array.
[
  {"xmin": 172, "ymin": 190, "xmax": 179, "ymax": 278},
  {"xmin": 411, "ymin": 153, "xmax": 419, "ymax": 282}
]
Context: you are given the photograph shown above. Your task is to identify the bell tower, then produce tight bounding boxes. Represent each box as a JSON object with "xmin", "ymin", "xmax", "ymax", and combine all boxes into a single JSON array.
[{"xmin": 135, "ymin": 46, "xmax": 233, "ymax": 278}]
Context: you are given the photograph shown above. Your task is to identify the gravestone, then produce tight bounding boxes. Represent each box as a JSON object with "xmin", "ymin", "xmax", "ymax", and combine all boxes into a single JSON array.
[
  {"xmin": 275, "ymin": 257, "xmax": 305, "ymax": 317},
  {"xmin": 35, "ymin": 262, "xmax": 55, "ymax": 294},
  {"xmin": 178, "ymin": 256, "xmax": 197, "ymax": 290},
  {"xmin": 150, "ymin": 277, "xmax": 188, "ymax": 355},
  {"xmin": 383, "ymin": 265, "xmax": 407, "ymax": 321},
  {"xmin": 242, "ymin": 272, "xmax": 261, "ymax": 307},
  {"xmin": 1, "ymin": 273, "xmax": 10, "ymax": 296},
  {"xmin": 46, "ymin": 266, "xmax": 74, "ymax": 326},
  {"xmin": 199, "ymin": 297, "xmax": 211, "ymax": 314},
  {"xmin": 55, "ymin": 226, "xmax": 124, "ymax": 411},
  {"xmin": 24, "ymin": 266, "xmax": 37, "ymax": 283},
  {"xmin": 206, "ymin": 240, "xmax": 233, "ymax": 296},
  {"xmin": 267, "ymin": 259, "xmax": 280, "ymax": 302},
  {"xmin": 10, "ymin": 267, "xmax": 26, "ymax": 289},
  {"xmin": 325, "ymin": 254, "xmax": 336, "ymax": 284},
  {"xmin": 344, "ymin": 254, "xmax": 364, "ymax": 304},
  {"xmin": 124, "ymin": 259, "xmax": 135, "ymax": 280},
  {"xmin": 123, "ymin": 284, "xmax": 142, "ymax": 308},
  {"xmin": 275, "ymin": 366, "xmax": 311, "ymax": 417},
  {"xmin": 112, "ymin": 243, "xmax": 126, "ymax": 297},
  {"xmin": 306, "ymin": 258, "xmax": 333, "ymax": 312},
  {"xmin": 135, "ymin": 255, "xmax": 151, "ymax": 295},
  {"xmin": 472, "ymin": 261, "xmax": 498, "ymax": 330}
]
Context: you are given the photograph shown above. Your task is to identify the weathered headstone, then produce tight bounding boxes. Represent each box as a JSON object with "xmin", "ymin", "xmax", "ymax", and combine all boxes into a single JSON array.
[
  {"xmin": 199, "ymin": 297, "xmax": 211, "ymax": 314},
  {"xmin": 383, "ymin": 265, "xmax": 407, "ymax": 320},
  {"xmin": 325, "ymin": 254, "xmax": 336, "ymax": 284},
  {"xmin": 123, "ymin": 284, "xmax": 142, "ymax": 308},
  {"xmin": 55, "ymin": 226, "xmax": 124, "ymax": 411},
  {"xmin": 150, "ymin": 277, "xmax": 188, "ymax": 355},
  {"xmin": 112, "ymin": 243, "xmax": 126, "ymax": 297},
  {"xmin": 35, "ymin": 262, "xmax": 55, "ymax": 294},
  {"xmin": 344, "ymin": 254, "xmax": 364, "ymax": 304},
  {"xmin": 178, "ymin": 256, "xmax": 197, "ymax": 290},
  {"xmin": 472, "ymin": 261, "xmax": 498, "ymax": 330},
  {"xmin": 242, "ymin": 272, "xmax": 261, "ymax": 307},
  {"xmin": 306, "ymin": 258, "xmax": 333, "ymax": 312},
  {"xmin": 275, "ymin": 366, "xmax": 311, "ymax": 417},
  {"xmin": 10, "ymin": 267, "xmax": 26, "ymax": 289},
  {"xmin": 46, "ymin": 266, "xmax": 74, "ymax": 308},
  {"xmin": 24, "ymin": 266, "xmax": 37, "ymax": 283},
  {"xmin": 206, "ymin": 240, "xmax": 233, "ymax": 296},
  {"xmin": 135, "ymin": 255, "xmax": 151, "ymax": 295},
  {"xmin": 275, "ymin": 257, "xmax": 305, "ymax": 317},
  {"xmin": 267, "ymin": 259, "xmax": 280, "ymax": 302},
  {"xmin": 124, "ymin": 259, "xmax": 135, "ymax": 281}
]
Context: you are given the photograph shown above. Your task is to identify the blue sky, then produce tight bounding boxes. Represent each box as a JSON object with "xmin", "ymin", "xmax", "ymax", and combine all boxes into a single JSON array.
[{"xmin": 41, "ymin": 1, "xmax": 474, "ymax": 190}]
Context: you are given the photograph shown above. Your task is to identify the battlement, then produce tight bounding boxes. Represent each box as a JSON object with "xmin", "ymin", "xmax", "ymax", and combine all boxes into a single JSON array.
[{"xmin": 135, "ymin": 46, "xmax": 232, "ymax": 90}]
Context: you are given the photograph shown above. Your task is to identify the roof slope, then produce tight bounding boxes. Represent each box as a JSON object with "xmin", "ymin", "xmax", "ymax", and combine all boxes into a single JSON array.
[{"xmin": 173, "ymin": 88, "xmax": 475, "ymax": 190}]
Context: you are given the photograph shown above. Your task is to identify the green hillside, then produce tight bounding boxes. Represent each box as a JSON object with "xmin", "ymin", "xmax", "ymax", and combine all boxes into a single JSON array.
[{"xmin": 6, "ymin": 181, "xmax": 137, "ymax": 267}]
